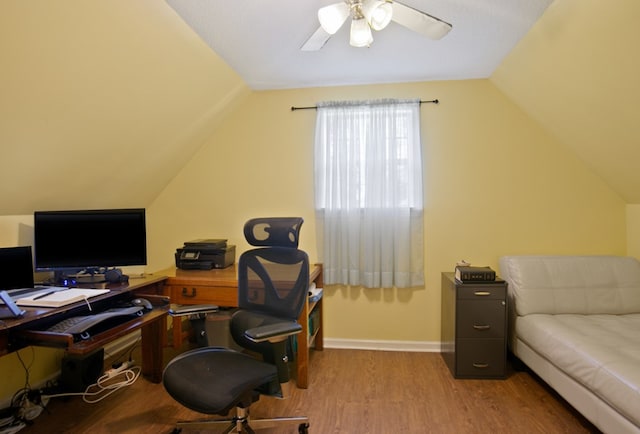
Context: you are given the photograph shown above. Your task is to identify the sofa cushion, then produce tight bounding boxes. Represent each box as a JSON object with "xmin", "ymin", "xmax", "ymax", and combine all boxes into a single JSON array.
[
  {"xmin": 500, "ymin": 256, "xmax": 640, "ymax": 315},
  {"xmin": 516, "ymin": 313, "xmax": 640, "ymax": 427}
]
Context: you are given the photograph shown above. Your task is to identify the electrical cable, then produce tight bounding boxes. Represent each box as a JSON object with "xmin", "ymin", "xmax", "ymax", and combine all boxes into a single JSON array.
[
  {"xmin": 14, "ymin": 347, "xmax": 35, "ymax": 391},
  {"xmin": 42, "ymin": 336, "xmax": 143, "ymax": 404},
  {"xmin": 3, "ymin": 321, "xmax": 142, "ymax": 426},
  {"xmin": 42, "ymin": 364, "xmax": 141, "ymax": 404}
]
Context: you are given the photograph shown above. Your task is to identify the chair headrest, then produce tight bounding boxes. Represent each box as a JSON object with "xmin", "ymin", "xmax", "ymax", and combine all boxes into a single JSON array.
[{"xmin": 244, "ymin": 217, "xmax": 303, "ymax": 248}]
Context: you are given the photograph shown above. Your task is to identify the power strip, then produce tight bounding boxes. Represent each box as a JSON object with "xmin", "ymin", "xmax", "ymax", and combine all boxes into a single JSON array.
[
  {"xmin": 104, "ymin": 360, "xmax": 134, "ymax": 379},
  {"xmin": 8, "ymin": 389, "xmax": 50, "ymax": 423},
  {"xmin": 18, "ymin": 400, "xmax": 43, "ymax": 422}
]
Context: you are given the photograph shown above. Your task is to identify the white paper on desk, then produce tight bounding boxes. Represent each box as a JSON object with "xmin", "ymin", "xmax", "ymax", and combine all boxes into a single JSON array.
[{"xmin": 16, "ymin": 288, "xmax": 110, "ymax": 307}]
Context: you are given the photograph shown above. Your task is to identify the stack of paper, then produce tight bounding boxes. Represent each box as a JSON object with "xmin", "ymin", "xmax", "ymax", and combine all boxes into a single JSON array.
[{"xmin": 16, "ymin": 288, "xmax": 110, "ymax": 307}]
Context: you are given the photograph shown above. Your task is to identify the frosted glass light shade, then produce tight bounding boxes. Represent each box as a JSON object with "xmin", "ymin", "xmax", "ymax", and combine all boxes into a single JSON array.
[
  {"xmin": 350, "ymin": 17, "xmax": 373, "ymax": 47},
  {"xmin": 362, "ymin": 0, "xmax": 393, "ymax": 31},
  {"xmin": 318, "ymin": 2, "xmax": 350, "ymax": 35}
]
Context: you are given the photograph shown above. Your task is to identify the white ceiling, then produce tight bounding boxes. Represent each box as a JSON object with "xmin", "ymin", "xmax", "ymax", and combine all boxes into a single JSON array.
[{"xmin": 166, "ymin": 0, "xmax": 554, "ymax": 90}]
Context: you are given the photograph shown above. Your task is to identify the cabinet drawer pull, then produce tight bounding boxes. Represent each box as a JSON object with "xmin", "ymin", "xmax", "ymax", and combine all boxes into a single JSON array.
[
  {"xmin": 472, "ymin": 363, "xmax": 490, "ymax": 369},
  {"xmin": 472, "ymin": 324, "xmax": 491, "ymax": 331},
  {"xmin": 182, "ymin": 287, "xmax": 197, "ymax": 298},
  {"xmin": 473, "ymin": 291, "xmax": 491, "ymax": 296}
]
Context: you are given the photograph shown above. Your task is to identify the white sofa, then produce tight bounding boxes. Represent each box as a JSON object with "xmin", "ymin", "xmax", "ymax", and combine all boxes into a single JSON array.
[{"xmin": 499, "ymin": 256, "xmax": 640, "ymax": 434}]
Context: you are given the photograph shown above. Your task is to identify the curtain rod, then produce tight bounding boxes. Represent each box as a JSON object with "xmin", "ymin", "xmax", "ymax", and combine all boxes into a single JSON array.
[{"xmin": 290, "ymin": 99, "xmax": 439, "ymax": 111}]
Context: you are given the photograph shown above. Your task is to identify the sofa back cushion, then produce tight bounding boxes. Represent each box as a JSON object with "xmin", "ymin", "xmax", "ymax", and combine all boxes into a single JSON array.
[{"xmin": 499, "ymin": 255, "xmax": 640, "ymax": 315}]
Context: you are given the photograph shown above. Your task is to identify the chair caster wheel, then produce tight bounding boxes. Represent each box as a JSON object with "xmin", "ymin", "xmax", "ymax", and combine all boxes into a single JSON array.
[{"xmin": 298, "ymin": 422, "xmax": 310, "ymax": 433}]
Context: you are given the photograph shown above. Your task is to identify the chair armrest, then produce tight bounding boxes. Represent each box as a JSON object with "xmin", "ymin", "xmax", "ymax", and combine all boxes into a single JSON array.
[
  {"xmin": 168, "ymin": 304, "xmax": 219, "ymax": 317},
  {"xmin": 245, "ymin": 322, "xmax": 302, "ymax": 343}
]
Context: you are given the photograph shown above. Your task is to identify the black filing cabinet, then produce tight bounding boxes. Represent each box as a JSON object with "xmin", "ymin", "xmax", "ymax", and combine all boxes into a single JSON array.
[{"xmin": 441, "ymin": 272, "xmax": 507, "ymax": 379}]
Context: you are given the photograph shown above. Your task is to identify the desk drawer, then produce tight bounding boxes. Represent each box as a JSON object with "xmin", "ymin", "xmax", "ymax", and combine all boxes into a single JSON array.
[
  {"xmin": 456, "ymin": 338, "xmax": 506, "ymax": 378},
  {"xmin": 456, "ymin": 299, "xmax": 506, "ymax": 338},
  {"xmin": 456, "ymin": 285, "xmax": 506, "ymax": 300},
  {"xmin": 167, "ymin": 285, "xmax": 238, "ymax": 307}
]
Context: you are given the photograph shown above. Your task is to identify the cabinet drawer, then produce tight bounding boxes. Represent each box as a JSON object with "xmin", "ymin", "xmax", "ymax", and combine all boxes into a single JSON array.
[
  {"xmin": 168, "ymin": 285, "xmax": 238, "ymax": 306},
  {"xmin": 456, "ymin": 338, "xmax": 506, "ymax": 378},
  {"xmin": 456, "ymin": 299, "xmax": 506, "ymax": 338},
  {"xmin": 456, "ymin": 285, "xmax": 506, "ymax": 300}
]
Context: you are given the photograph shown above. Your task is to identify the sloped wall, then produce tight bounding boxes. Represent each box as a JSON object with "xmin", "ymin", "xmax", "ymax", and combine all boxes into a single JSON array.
[
  {"xmin": 491, "ymin": 0, "xmax": 640, "ymax": 203},
  {"xmin": 148, "ymin": 78, "xmax": 626, "ymax": 344},
  {"xmin": 0, "ymin": 0, "xmax": 249, "ymax": 215}
]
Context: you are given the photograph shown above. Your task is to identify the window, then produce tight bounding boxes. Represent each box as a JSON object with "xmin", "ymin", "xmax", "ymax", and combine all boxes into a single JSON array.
[{"xmin": 314, "ymin": 98, "xmax": 424, "ymax": 288}]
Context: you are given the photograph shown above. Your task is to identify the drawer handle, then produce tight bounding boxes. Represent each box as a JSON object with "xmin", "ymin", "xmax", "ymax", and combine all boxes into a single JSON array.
[
  {"xmin": 473, "ymin": 324, "xmax": 491, "ymax": 331},
  {"xmin": 182, "ymin": 287, "xmax": 197, "ymax": 298},
  {"xmin": 474, "ymin": 291, "xmax": 491, "ymax": 296},
  {"xmin": 472, "ymin": 363, "xmax": 490, "ymax": 369}
]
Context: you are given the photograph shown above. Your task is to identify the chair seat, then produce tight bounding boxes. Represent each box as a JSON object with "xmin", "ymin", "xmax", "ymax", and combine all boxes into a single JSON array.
[{"xmin": 163, "ymin": 347, "xmax": 277, "ymax": 415}]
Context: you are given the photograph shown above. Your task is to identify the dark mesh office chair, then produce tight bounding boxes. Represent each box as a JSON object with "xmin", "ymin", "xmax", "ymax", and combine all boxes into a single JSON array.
[{"xmin": 163, "ymin": 217, "xmax": 310, "ymax": 434}]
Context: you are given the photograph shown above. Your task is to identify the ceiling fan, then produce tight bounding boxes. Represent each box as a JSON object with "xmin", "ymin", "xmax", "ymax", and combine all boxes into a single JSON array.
[{"xmin": 301, "ymin": 0, "xmax": 453, "ymax": 50}]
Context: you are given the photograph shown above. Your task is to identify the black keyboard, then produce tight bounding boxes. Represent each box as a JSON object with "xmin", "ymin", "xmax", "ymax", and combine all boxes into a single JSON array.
[
  {"xmin": 47, "ymin": 315, "xmax": 87, "ymax": 333},
  {"xmin": 46, "ymin": 306, "xmax": 145, "ymax": 339}
]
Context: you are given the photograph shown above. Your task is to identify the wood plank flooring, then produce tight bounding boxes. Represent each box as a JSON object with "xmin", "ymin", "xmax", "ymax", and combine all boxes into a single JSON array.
[{"xmin": 20, "ymin": 347, "xmax": 600, "ymax": 434}]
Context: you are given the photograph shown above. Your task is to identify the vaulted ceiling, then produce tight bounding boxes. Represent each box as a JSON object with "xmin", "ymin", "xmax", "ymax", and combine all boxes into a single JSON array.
[
  {"xmin": 165, "ymin": 0, "xmax": 553, "ymax": 89},
  {"xmin": 1, "ymin": 0, "xmax": 639, "ymax": 217}
]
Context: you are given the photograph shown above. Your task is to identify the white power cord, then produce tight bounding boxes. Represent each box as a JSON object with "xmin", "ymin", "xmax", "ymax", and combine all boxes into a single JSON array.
[
  {"xmin": 103, "ymin": 360, "xmax": 134, "ymax": 379},
  {"xmin": 43, "ymin": 361, "xmax": 141, "ymax": 404}
]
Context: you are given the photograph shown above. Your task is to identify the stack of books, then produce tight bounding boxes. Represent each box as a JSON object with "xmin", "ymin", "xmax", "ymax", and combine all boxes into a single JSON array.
[{"xmin": 454, "ymin": 266, "xmax": 496, "ymax": 282}]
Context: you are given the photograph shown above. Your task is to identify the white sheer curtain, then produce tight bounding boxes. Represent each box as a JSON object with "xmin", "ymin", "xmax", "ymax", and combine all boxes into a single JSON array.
[{"xmin": 314, "ymin": 99, "xmax": 424, "ymax": 288}]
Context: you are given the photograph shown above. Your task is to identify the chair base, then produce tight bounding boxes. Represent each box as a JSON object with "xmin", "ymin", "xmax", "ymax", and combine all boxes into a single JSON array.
[{"xmin": 173, "ymin": 406, "xmax": 309, "ymax": 434}]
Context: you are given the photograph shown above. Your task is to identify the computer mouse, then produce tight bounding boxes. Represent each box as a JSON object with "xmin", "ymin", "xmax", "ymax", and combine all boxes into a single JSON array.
[{"xmin": 131, "ymin": 297, "xmax": 153, "ymax": 310}]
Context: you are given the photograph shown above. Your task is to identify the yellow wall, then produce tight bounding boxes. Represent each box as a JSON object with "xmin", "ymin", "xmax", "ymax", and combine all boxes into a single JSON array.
[
  {"xmin": 148, "ymin": 78, "xmax": 626, "ymax": 343},
  {"xmin": 627, "ymin": 205, "xmax": 640, "ymax": 259},
  {"xmin": 0, "ymin": 0, "xmax": 632, "ymax": 410},
  {"xmin": 0, "ymin": 0, "xmax": 249, "ymax": 215},
  {"xmin": 490, "ymin": 0, "xmax": 640, "ymax": 203},
  {"xmin": 0, "ymin": 77, "xmax": 628, "ymax": 403}
]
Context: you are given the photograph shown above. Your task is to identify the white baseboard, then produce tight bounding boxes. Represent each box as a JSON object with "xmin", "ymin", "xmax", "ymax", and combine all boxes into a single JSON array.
[
  {"xmin": 322, "ymin": 338, "xmax": 441, "ymax": 352},
  {"xmin": 102, "ymin": 330, "xmax": 141, "ymax": 359}
]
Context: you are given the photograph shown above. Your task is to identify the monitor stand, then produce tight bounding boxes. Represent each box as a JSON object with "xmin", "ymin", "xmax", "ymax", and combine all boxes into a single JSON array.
[{"xmin": 53, "ymin": 269, "xmax": 107, "ymax": 286}]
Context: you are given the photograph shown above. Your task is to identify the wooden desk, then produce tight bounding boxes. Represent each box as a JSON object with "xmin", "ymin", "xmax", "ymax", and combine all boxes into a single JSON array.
[
  {"xmin": 0, "ymin": 274, "xmax": 169, "ymax": 383},
  {"xmin": 160, "ymin": 263, "xmax": 324, "ymax": 388}
]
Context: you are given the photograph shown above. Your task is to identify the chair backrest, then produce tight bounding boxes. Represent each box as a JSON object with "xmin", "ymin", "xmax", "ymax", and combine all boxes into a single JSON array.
[{"xmin": 238, "ymin": 218, "xmax": 309, "ymax": 320}]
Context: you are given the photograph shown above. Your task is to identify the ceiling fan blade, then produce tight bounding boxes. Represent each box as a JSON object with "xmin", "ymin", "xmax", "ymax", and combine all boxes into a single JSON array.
[
  {"xmin": 391, "ymin": 1, "xmax": 452, "ymax": 40},
  {"xmin": 301, "ymin": 26, "xmax": 332, "ymax": 51}
]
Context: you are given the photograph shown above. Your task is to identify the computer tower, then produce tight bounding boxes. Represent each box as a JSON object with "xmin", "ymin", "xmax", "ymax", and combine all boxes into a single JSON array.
[{"xmin": 59, "ymin": 348, "xmax": 104, "ymax": 392}]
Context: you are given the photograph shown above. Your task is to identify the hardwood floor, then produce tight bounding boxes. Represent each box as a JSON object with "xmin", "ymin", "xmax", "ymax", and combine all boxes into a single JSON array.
[{"xmin": 20, "ymin": 347, "xmax": 600, "ymax": 434}]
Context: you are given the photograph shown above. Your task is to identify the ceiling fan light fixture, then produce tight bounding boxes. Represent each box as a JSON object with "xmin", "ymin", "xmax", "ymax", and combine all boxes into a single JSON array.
[
  {"xmin": 362, "ymin": 0, "xmax": 393, "ymax": 31},
  {"xmin": 349, "ymin": 17, "xmax": 373, "ymax": 47},
  {"xmin": 304, "ymin": 0, "xmax": 452, "ymax": 51},
  {"xmin": 318, "ymin": 2, "xmax": 350, "ymax": 35}
]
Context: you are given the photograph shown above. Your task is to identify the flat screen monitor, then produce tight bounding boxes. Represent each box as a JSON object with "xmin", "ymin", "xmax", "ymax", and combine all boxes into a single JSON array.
[{"xmin": 33, "ymin": 208, "xmax": 147, "ymax": 272}]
